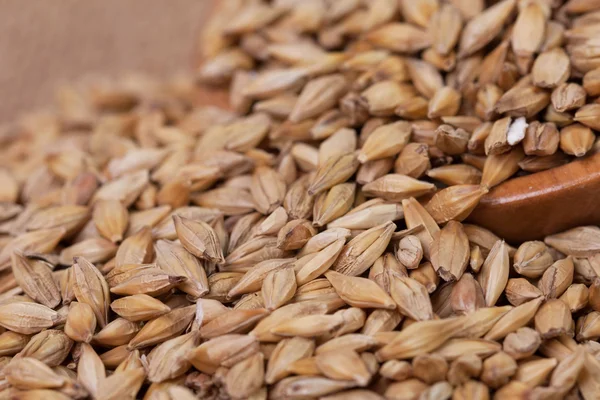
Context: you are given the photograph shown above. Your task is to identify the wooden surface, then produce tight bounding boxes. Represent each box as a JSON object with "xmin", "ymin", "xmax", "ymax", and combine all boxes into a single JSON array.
[
  {"xmin": 468, "ymin": 152, "xmax": 600, "ymax": 243},
  {"xmin": 0, "ymin": 0, "xmax": 213, "ymax": 123}
]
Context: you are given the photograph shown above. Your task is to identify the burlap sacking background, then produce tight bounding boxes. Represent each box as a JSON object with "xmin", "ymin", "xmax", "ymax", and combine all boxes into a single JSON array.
[{"xmin": 0, "ymin": 0, "xmax": 212, "ymax": 123}]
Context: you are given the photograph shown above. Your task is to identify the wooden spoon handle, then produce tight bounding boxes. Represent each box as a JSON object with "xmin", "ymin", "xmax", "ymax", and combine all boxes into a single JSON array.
[{"xmin": 468, "ymin": 151, "xmax": 600, "ymax": 243}]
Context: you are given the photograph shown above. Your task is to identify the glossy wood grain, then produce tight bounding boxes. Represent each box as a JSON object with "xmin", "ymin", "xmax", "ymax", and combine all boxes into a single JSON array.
[{"xmin": 468, "ymin": 151, "xmax": 600, "ymax": 243}]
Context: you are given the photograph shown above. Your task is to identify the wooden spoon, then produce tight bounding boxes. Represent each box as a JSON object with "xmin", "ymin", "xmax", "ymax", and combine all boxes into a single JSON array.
[
  {"xmin": 467, "ymin": 152, "xmax": 600, "ymax": 243},
  {"xmin": 192, "ymin": 81, "xmax": 600, "ymax": 244},
  {"xmin": 194, "ymin": 1, "xmax": 600, "ymax": 245}
]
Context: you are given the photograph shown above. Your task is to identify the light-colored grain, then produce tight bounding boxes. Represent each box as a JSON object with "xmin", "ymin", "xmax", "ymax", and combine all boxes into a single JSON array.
[{"xmin": 1, "ymin": 2, "xmax": 599, "ymax": 398}]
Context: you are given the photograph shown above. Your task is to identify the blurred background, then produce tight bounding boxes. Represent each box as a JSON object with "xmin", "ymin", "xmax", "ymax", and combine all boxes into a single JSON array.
[{"xmin": 0, "ymin": 0, "xmax": 211, "ymax": 123}]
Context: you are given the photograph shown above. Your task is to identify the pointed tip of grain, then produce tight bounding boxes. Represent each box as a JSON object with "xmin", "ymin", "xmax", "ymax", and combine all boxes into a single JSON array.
[
  {"xmin": 437, "ymin": 268, "xmax": 455, "ymax": 282},
  {"xmin": 170, "ymin": 276, "xmax": 188, "ymax": 285},
  {"xmin": 214, "ymin": 255, "xmax": 226, "ymax": 265},
  {"xmin": 9, "ymin": 250, "xmax": 25, "ymax": 265},
  {"xmin": 288, "ymin": 113, "xmax": 301, "ymax": 124},
  {"xmin": 324, "ymin": 270, "xmax": 337, "ymax": 279}
]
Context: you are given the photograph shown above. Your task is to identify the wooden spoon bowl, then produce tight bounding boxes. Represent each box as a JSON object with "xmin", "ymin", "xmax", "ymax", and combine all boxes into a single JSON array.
[{"xmin": 467, "ymin": 151, "xmax": 600, "ymax": 243}]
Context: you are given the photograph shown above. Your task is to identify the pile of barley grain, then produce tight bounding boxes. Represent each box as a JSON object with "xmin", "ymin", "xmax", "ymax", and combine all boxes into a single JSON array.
[{"xmin": 0, "ymin": 0, "xmax": 599, "ymax": 399}]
